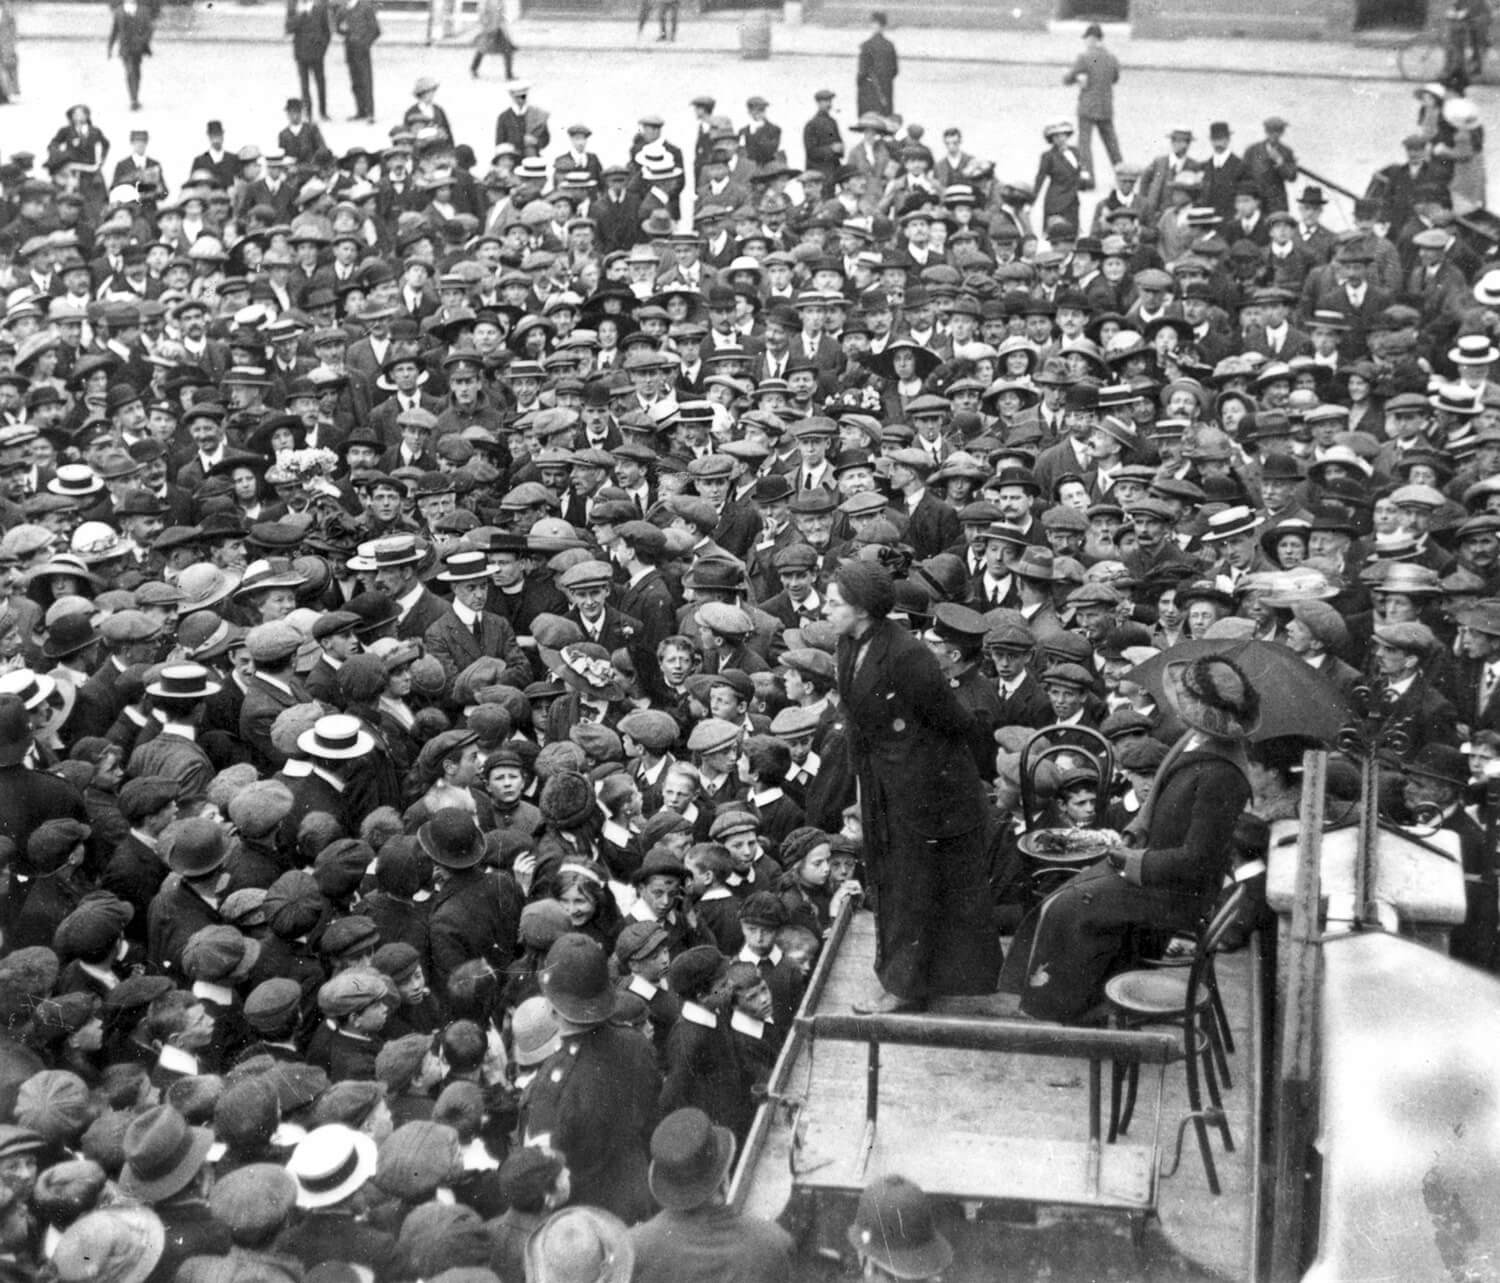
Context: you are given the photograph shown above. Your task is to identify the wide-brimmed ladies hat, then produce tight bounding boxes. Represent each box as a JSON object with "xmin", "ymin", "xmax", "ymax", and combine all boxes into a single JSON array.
[
  {"xmin": 51, "ymin": 1206, "xmax": 165, "ymax": 1283},
  {"xmin": 1260, "ymin": 518, "xmax": 1311, "ymax": 564},
  {"xmin": 648, "ymin": 1108, "xmax": 737, "ymax": 1211},
  {"xmin": 175, "ymin": 564, "xmax": 241, "ymax": 615},
  {"xmin": 231, "ymin": 558, "xmax": 307, "ymax": 600},
  {"xmin": 287, "ymin": 1124, "xmax": 378, "ymax": 1209},
  {"xmin": 980, "ymin": 377, "xmax": 1041, "ymax": 413},
  {"xmin": 865, "ymin": 339, "xmax": 942, "ymax": 382},
  {"xmin": 1163, "ymin": 654, "xmax": 1261, "ymax": 739}
]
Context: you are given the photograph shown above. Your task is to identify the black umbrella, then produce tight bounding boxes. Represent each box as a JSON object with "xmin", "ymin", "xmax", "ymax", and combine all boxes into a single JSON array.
[{"xmin": 1127, "ymin": 637, "xmax": 1352, "ymax": 743}]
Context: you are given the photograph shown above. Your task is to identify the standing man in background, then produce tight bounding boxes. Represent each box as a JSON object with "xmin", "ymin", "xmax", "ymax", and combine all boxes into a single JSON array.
[
  {"xmin": 1064, "ymin": 22, "xmax": 1121, "ymax": 188},
  {"xmin": 286, "ymin": 0, "xmax": 333, "ymax": 122},
  {"xmin": 856, "ymin": 11, "xmax": 898, "ymax": 119},
  {"xmin": 107, "ymin": 0, "xmax": 155, "ymax": 112},
  {"xmin": 337, "ymin": 0, "xmax": 380, "ymax": 123}
]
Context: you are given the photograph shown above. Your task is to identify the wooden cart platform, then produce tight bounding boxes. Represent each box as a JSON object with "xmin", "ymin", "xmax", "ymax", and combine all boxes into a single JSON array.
[{"xmin": 730, "ymin": 907, "xmax": 1265, "ymax": 1281}]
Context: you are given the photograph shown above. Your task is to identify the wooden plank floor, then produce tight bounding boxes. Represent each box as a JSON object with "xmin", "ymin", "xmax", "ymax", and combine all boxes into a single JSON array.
[{"xmin": 737, "ymin": 910, "xmax": 1258, "ymax": 1282}]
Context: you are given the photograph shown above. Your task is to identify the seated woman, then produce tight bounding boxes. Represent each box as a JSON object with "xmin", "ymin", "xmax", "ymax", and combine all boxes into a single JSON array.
[{"xmin": 1005, "ymin": 656, "xmax": 1259, "ymax": 1023}]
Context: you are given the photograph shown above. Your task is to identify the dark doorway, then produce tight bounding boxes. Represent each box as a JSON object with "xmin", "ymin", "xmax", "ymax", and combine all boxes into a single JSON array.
[
  {"xmin": 1060, "ymin": 0, "xmax": 1128, "ymax": 19},
  {"xmin": 1354, "ymin": 0, "xmax": 1426, "ymax": 29}
]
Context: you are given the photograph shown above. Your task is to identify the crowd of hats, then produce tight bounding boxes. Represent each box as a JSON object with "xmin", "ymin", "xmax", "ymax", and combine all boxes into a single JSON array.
[{"xmin": 0, "ymin": 72, "xmax": 1495, "ymax": 1282}]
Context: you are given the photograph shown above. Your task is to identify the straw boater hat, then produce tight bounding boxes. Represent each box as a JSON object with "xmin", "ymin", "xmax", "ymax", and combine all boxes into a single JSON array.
[{"xmin": 1162, "ymin": 654, "xmax": 1261, "ymax": 740}]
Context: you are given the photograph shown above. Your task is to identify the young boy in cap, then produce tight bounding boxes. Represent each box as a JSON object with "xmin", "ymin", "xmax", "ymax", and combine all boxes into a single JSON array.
[
  {"xmin": 734, "ymin": 891, "xmax": 804, "ymax": 1039},
  {"xmin": 316, "ymin": 969, "xmax": 398, "ymax": 1082}
]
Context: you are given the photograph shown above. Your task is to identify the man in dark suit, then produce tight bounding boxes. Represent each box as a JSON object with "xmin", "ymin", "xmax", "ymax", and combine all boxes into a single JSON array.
[
  {"xmin": 239, "ymin": 626, "xmax": 312, "ymax": 774},
  {"xmin": 740, "ymin": 95, "xmax": 782, "ymax": 167},
  {"xmin": 1200, "ymin": 121, "xmax": 1247, "ymax": 221},
  {"xmin": 190, "ymin": 121, "xmax": 240, "ymax": 191},
  {"xmin": 424, "ymin": 551, "xmax": 532, "ymax": 689},
  {"xmin": 803, "ymin": 89, "xmax": 844, "ymax": 179},
  {"xmin": 987, "ymin": 622, "xmax": 1057, "ymax": 730},
  {"xmin": 558, "ymin": 559, "xmax": 642, "ymax": 659},
  {"xmin": 1402, "ymin": 746, "xmax": 1495, "ymax": 970},
  {"xmin": 336, "ymin": 0, "xmax": 380, "ymax": 123},
  {"xmin": 1302, "ymin": 240, "xmax": 1392, "ymax": 358},
  {"xmin": 1367, "ymin": 134, "xmax": 1447, "ymax": 236},
  {"xmin": 364, "ymin": 534, "xmax": 456, "ymax": 641},
  {"xmin": 1242, "ymin": 286, "xmax": 1312, "ymax": 360},
  {"xmin": 304, "ymin": 612, "xmax": 361, "ymax": 705},
  {"xmin": 688, "ymin": 453, "xmax": 762, "ymax": 560},
  {"xmin": 593, "ymin": 167, "xmax": 642, "ymax": 256},
  {"xmin": 286, "ymin": 0, "xmax": 334, "ymax": 119},
  {"xmin": 856, "ymin": 12, "xmax": 898, "ymax": 117},
  {"xmin": 1453, "ymin": 600, "xmax": 1500, "ymax": 737},
  {"xmin": 72, "ymin": 610, "xmax": 163, "ymax": 742},
  {"xmin": 886, "ymin": 448, "xmax": 959, "ymax": 561},
  {"xmin": 107, "ymin": 0, "xmax": 155, "ymax": 111},
  {"xmin": 614, "ymin": 521, "xmax": 678, "ymax": 701},
  {"xmin": 1372, "ymin": 622, "xmax": 1460, "ymax": 755},
  {"xmin": 1243, "ymin": 115, "xmax": 1298, "ymax": 213}
]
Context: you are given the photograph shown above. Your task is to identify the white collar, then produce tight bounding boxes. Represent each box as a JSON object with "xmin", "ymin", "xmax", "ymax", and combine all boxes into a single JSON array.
[
  {"xmin": 788, "ymin": 751, "xmax": 820, "ymax": 779},
  {"xmin": 453, "ymin": 599, "xmax": 479, "ymax": 626},
  {"xmin": 161, "ymin": 721, "xmax": 197, "ymax": 741},
  {"xmin": 157, "ymin": 1045, "xmax": 199, "ymax": 1077},
  {"xmin": 750, "ymin": 786, "xmax": 784, "ymax": 807},
  {"xmin": 699, "ymin": 885, "xmax": 732, "ymax": 901},
  {"xmin": 680, "ymin": 1000, "xmax": 717, "ymax": 1028},
  {"xmin": 192, "ymin": 979, "xmax": 235, "ymax": 1006},
  {"xmin": 626, "ymin": 973, "xmax": 659, "ymax": 1000},
  {"xmin": 731, "ymin": 1010, "xmax": 767, "ymax": 1039},
  {"xmin": 77, "ymin": 959, "xmax": 120, "ymax": 990},
  {"xmin": 312, "ymin": 765, "xmax": 346, "ymax": 791},
  {"xmin": 601, "ymin": 818, "xmax": 633, "ymax": 848},
  {"xmin": 737, "ymin": 943, "xmax": 783, "ymax": 967}
]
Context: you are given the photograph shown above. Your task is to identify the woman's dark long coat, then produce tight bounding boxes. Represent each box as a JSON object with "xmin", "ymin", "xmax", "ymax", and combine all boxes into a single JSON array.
[{"xmin": 836, "ymin": 618, "xmax": 1001, "ymax": 1000}]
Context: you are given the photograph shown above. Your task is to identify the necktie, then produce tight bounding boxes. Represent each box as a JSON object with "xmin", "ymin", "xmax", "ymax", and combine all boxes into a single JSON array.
[
  {"xmin": 1482, "ymin": 666, "xmax": 1498, "ymax": 713},
  {"xmin": 472, "ymin": 614, "xmax": 483, "ymax": 644}
]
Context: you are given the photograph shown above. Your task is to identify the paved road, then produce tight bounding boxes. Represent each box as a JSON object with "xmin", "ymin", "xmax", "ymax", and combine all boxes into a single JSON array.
[{"xmin": 0, "ymin": 30, "xmax": 1455, "ymax": 220}]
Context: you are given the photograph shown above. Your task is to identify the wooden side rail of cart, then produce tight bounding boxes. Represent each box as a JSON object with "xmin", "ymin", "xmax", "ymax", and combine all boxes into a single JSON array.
[{"xmin": 792, "ymin": 1013, "xmax": 1178, "ymax": 1222}]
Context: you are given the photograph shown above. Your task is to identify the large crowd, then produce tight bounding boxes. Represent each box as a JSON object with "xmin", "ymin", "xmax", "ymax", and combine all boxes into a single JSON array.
[{"xmin": 0, "ymin": 35, "xmax": 1493, "ymax": 1283}]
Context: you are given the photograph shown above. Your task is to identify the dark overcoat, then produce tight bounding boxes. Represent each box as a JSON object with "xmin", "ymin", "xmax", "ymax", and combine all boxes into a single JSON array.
[
  {"xmin": 836, "ymin": 617, "xmax": 1001, "ymax": 1000},
  {"xmin": 524, "ymin": 1023, "xmax": 660, "ymax": 1224},
  {"xmin": 1011, "ymin": 738, "xmax": 1251, "ymax": 1021},
  {"xmin": 856, "ymin": 31, "xmax": 898, "ymax": 117}
]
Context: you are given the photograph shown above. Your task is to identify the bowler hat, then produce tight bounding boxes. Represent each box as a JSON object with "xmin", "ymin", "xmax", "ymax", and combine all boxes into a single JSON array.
[
  {"xmin": 648, "ymin": 1108, "xmax": 736, "ymax": 1211},
  {"xmin": 539, "ymin": 933, "xmax": 617, "ymax": 1028}
]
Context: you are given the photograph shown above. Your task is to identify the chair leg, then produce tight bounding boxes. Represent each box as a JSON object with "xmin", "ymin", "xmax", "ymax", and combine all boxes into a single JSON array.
[
  {"xmin": 1119, "ymin": 1062, "xmax": 1140, "ymax": 1136},
  {"xmin": 1206, "ymin": 999, "xmax": 1232, "ymax": 1091},
  {"xmin": 1200, "ymin": 1039, "xmax": 1235, "ymax": 1153},
  {"xmin": 1108, "ymin": 1058, "xmax": 1125, "ymax": 1143},
  {"xmin": 1207, "ymin": 964, "xmax": 1235, "ymax": 1056},
  {"xmin": 1183, "ymin": 1022, "xmax": 1222, "ymax": 1195}
]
